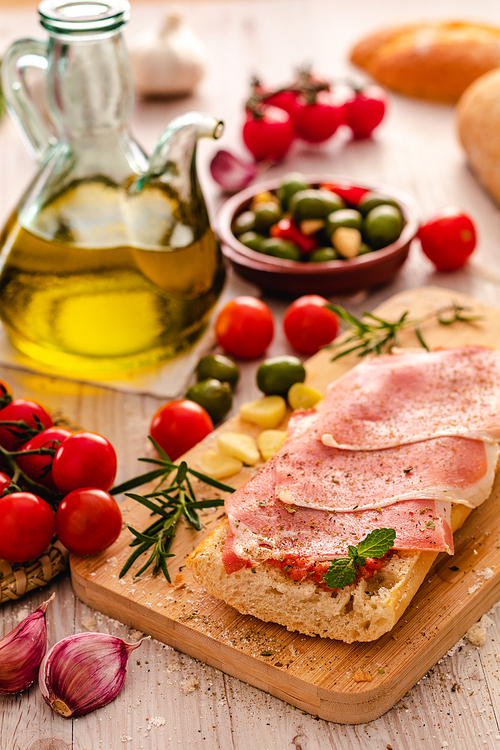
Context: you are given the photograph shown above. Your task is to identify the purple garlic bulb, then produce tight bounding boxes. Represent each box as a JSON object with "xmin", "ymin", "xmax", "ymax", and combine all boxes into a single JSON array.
[
  {"xmin": 0, "ymin": 594, "xmax": 53, "ymax": 694},
  {"xmin": 39, "ymin": 631, "xmax": 144, "ymax": 717}
]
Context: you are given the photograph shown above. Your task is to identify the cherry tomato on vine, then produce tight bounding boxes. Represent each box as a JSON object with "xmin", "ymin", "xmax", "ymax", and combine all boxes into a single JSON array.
[
  {"xmin": 343, "ymin": 85, "xmax": 387, "ymax": 139},
  {"xmin": 0, "ymin": 399, "xmax": 52, "ymax": 450},
  {"xmin": 283, "ymin": 295, "xmax": 339, "ymax": 355},
  {"xmin": 265, "ymin": 88, "xmax": 299, "ymax": 116},
  {"xmin": 215, "ymin": 296, "xmax": 274, "ymax": 359},
  {"xmin": 292, "ymin": 92, "xmax": 344, "ymax": 143},
  {"xmin": 0, "ymin": 472, "xmax": 11, "ymax": 493},
  {"xmin": 16, "ymin": 427, "xmax": 72, "ymax": 489},
  {"xmin": 242, "ymin": 105, "xmax": 295, "ymax": 162},
  {"xmin": 0, "ymin": 492, "xmax": 55, "ymax": 562},
  {"xmin": 0, "ymin": 380, "xmax": 12, "ymax": 409},
  {"xmin": 150, "ymin": 399, "xmax": 213, "ymax": 461},
  {"xmin": 417, "ymin": 207, "xmax": 477, "ymax": 271},
  {"xmin": 55, "ymin": 488, "xmax": 122, "ymax": 556},
  {"xmin": 52, "ymin": 431, "xmax": 117, "ymax": 493}
]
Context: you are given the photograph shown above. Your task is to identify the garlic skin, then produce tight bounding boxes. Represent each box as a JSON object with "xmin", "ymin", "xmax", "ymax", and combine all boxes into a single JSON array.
[
  {"xmin": 0, "ymin": 594, "xmax": 53, "ymax": 695},
  {"xmin": 39, "ymin": 632, "xmax": 143, "ymax": 717},
  {"xmin": 129, "ymin": 13, "xmax": 206, "ymax": 98}
]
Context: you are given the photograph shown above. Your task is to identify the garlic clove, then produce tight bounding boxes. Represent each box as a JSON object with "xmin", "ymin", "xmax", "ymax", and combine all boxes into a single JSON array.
[
  {"xmin": 39, "ymin": 631, "xmax": 144, "ymax": 717},
  {"xmin": 128, "ymin": 12, "xmax": 206, "ymax": 98},
  {"xmin": 0, "ymin": 593, "xmax": 54, "ymax": 695},
  {"xmin": 210, "ymin": 149, "xmax": 258, "ymax": 192}
]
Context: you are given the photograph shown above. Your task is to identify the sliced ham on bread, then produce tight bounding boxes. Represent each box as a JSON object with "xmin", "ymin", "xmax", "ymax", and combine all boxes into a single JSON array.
[{"xmin": 187, "ymin": 346, "xmax": 500, "ymax": 643}]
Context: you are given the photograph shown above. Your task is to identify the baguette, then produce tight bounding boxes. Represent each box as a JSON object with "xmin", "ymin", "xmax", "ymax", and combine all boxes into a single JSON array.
[
  {"xmin": 350, "ymin": 20, "xmax": 500, "ymax": 103},
  {"xmin": 187, "ymin": 504, "xmax": 471, "ymax": 644}
]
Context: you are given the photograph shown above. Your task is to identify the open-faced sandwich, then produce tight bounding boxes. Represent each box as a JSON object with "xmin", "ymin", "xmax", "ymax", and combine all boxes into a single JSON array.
[{"xmin": 187, "ymin": 346, "xmax": 500, "ymax": 643}]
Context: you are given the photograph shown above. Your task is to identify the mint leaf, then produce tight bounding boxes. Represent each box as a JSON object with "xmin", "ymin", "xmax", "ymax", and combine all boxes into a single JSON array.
[
  {"xmin": 357, "ymin": 528, "xmax": 396, "ymax": 559},
  {"xmin": 324, "ymin": 558, "xmax": 357, "ymax": 589},
  {"xmin": 323, "ymin": 528, "xmax": 396, "ymax": 590}
]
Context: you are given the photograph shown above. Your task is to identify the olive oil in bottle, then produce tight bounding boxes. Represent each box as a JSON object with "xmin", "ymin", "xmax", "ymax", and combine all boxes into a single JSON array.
[{"xmin": 0, "ymin": 180, "xmax": 225, "ymax": 375}]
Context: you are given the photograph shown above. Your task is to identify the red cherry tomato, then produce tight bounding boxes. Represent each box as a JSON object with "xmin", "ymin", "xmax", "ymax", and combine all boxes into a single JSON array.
[
  {"xmin": 150, "ymin": 400, "xmax": 213, "ymax": 461},
  {"xmin": 215, "ymin": 296, "xmax": 274, "ymax": 359},
  {"xmin": 0, "ymin": 472, "xmax": 12, "ymax": 492},
  {"xmin": 55, "ymin": 488, "xmax": 122, "ymax": 556},
  {"xmin": 320, "ymin": 182, "xmax": 369, "ymax": 206},
  {"xmin": 0, "ymin": 380, "xmax": 12, "ymax": 409},
  {"xmin": 265, "ymin": 88, "xmax": 299, "ymax": 116},
  {"xmin": 242, "ymin": 105, "xmax": 295, "ymax": 162},
  {"xmin": 0, "ymin": 492, "xmax": 55, "ymax": 562},
  {"xmin": 0, "ymin": 399, "xmax": 52, "ymax": 450},
  {"xmin": 417, "ymin": 208, "xmax": 477, "ymax": 271},
  {"xmin": 283, "ymin": 295, "xmax": 339, "ymax": 355},
  {"xmin": 292, "ymin": 92, "xmax": 344, "ymax": 143},
  {"xmin": 52, "ymin": 431, "xmax": 117, "ymax": 493},
  {"xmin": 343, "ymin": 86, "xmax": 387, "ymax": 139},
  {"xmin": 16, "ymin": 427, "xmax": 72, "ymax": 489}
]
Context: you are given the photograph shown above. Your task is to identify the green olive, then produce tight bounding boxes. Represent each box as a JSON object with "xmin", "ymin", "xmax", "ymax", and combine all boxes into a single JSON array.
[
  {"xmin": 253, "ymin": 201, "xmax": 283, "ymax": 233},
  {"xmin": 256, "ymin": 355, "xmax": 306, "ymax": 397},
  {"xmin": 309, "ymin": 247, "xmax": 339, "ymax": 262},
  {"xmin": 232, "ymin": 210, "xmax": 256, "ymax": 236},
  {"xmin": 358, "ymin": 192, "xmax": 402, "ymax": 216},
  {"xmin": 185, "ymin": 378, "xmax": 233, "ymax": 423},
  {"xmin": 238, "ymin": 231, "xmax": 267, "ymax": 252},
  {"xmin": 277, "ymin": 172, "xmax": 309, "ymax": 211},
  {"xmin": 363, "ymin": 205, "xmax": 404, "ymax": 249},
  {"xmin": 195, "ymin": 354, "xmax": 240, "ymax": 389},
  {"xmin": 325, "ymin": 208, "xmax": 363, "ymax": 236},
  {"xmin": 289, "ymin": 189, "xmax": 345, "ymax": 223},
  {"xmin": 260, "ymin": 238, "xmax": 302, "ymax": 261}
]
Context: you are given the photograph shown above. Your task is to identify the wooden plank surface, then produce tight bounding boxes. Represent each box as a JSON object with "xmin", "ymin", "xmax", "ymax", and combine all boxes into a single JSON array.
[
  {"xmin": 70, "ymin": 286, "xmax": 500, "ymax": 724},
  {"xmin": 3, "ymin": 0, "xmax": 500, "ymax": 747}
]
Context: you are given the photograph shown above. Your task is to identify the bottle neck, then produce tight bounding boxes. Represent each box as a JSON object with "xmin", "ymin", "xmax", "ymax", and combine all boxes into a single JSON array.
[{"xmin": 46, "ymin": 32, "xmax": 134, "ymax": 141}]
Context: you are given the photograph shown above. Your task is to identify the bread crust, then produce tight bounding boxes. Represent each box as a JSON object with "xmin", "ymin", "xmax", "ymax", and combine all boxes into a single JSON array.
[
  {"xmin": 350, "ymin": 21, "xmax": 500, "ymax": 103},
  {"xmin": 457, "ymin": 68, "xmax": 500, "ymax": 205},
  {"xmin": 187, "ymin": 504, "xmax": 471, "ymax": 643}
]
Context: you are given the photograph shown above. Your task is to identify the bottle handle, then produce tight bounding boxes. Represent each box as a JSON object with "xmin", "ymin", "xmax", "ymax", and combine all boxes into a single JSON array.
[{"xmin": 1, "ymin": 38, "xmax": 56, "ymax": 164}]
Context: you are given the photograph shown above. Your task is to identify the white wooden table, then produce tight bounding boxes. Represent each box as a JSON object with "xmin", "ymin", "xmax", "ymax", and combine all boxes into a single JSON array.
[{"xmin": 2, "ymin": 1, "xmax": 500, "ymax": 748}]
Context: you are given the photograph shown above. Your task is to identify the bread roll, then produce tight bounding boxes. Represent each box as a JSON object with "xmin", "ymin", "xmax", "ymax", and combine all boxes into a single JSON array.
[
  {"xmin": 350, "ymin": 21, "xmax": 500, "ymax": 103},
  {"xmin": 457, "ymin": 68, "xmax": 500, "ymax": 204}
]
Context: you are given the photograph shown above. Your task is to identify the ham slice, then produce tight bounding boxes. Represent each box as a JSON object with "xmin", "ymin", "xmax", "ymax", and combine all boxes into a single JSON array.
[
  {"xmin": 225, "ymin": 460, "xmax": 454, "ymax": 571},
  {"xmin": 318, "ymin": 347, "xmax": 500, "ymax": 450},
  {"xmin": 276, "ymin": 411, "xmax": 499, "ymax": 512}
]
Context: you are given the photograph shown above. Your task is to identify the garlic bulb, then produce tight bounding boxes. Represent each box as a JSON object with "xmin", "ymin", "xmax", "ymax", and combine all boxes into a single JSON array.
[
  {"xmin": 39, "ymin": 632, "xmax": 144, "ymax": 717},
  {"xmin": 0, "ymin": 594, "xmax": 53, "ymax": 694},
  {"xmin": 128, "ymin": 13, "xmax": 206, "ymax": 97}
]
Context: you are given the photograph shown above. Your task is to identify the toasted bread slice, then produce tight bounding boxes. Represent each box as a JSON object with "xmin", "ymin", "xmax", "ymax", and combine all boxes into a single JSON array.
[{"xmin": 187, "ymin": 504, "xmax": 471, "ymax": 643}]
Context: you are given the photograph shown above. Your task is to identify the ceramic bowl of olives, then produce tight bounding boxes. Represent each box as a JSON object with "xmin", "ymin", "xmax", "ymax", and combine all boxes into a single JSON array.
[{"xmin": 215, "ymin": 173, "xmax": 420, "ymax": 296}]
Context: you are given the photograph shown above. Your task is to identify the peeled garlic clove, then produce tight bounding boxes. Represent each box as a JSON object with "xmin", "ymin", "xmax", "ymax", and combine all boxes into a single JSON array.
[
  {"xmin": 0, "ymin": 594, "xmax": 53, "ymax": 694},
  {"xmin": 210, "ymin": 149, "xmax": 258, "ymax": 192},
  {"xmin": 39, "ymin": 632, "xmax": 144, "ymax": 717}
]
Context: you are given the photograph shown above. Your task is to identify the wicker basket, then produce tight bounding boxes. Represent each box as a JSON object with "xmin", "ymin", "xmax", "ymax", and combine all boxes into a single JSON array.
[{"xmin": 0, "ymin": 540, "xmax": 68, "ymax": 603}]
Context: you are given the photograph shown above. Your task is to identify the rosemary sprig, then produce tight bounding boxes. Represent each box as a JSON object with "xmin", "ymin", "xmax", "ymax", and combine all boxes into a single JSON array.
[
  {"xmin": 113, "ymin": 437, "xmax": 234, "ymax": 582},
  {"xmin": 325, "ymin": 303, "xmax": 481, "ymax": 361}
]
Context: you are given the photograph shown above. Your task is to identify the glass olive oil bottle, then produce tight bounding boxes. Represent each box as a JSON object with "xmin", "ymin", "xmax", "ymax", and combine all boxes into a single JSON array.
[{"xmin": 0, "ymin": 0, "xmax": 225, "ymax": 376}]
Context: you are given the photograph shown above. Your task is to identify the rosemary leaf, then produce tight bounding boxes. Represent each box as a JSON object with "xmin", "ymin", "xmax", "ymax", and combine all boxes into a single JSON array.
[
  {"xmin": 414, "ymin": 325, "xmax": 430, "ymax": 351},
  {"xmin": 110, "ymin": 468, "xmax": 166, "ymax": 495}
]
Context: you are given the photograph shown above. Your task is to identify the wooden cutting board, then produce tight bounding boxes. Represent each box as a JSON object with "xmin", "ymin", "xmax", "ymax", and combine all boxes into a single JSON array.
[{"xmin": 71, "ymin": 286, "xmax": 500, "ymax": 724}]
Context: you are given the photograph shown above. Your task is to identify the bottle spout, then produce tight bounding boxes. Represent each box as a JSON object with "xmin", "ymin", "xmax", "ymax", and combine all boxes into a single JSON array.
[{"xmin": 129, "ymin": 111, "xmax": 224, "ymax": 195}]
